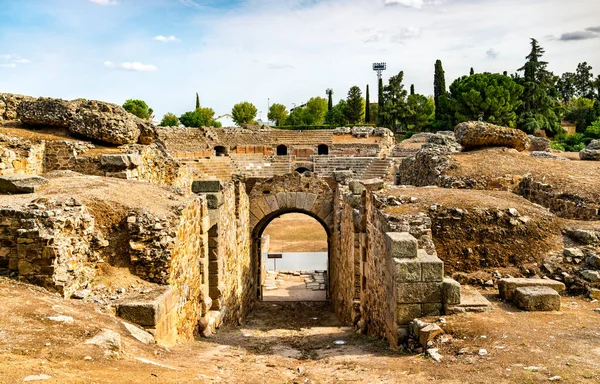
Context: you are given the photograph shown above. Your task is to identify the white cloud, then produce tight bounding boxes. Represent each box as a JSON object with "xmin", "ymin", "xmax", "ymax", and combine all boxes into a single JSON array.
[
  {"xmin": 89, "ymin": 0, "xmax": 118, "ymax": 5},
  {"xmin": 0, "ymin": 54, "xmax": 31, "ymax": 68},
  {"xmin": 104, "ymin": 61, "xmax": 158, "ymax": 71},
  {"xmin": 153, "ymin": 35, "xmax": 180, "ymax": 42},
  {"xmin": 383, "ymin": 0, "xmax": 441, "ymax": 9}
]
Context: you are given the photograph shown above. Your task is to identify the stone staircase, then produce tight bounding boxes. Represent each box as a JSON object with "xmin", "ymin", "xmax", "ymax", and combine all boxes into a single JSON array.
[
  {"xmin": 361, "ymin": 158, "xmax": 395, "ymax": 180},
  {"xmin": 312, "ymin": 156, "xmax": 375, "ymax": 178},
  {"xmin": 183, "ymin": 157, "xmax": 237, "ymax": 180},
  {"xmin": 271, "ymin": 130, "xmax": 334, "ymax": 145},
  {"xmin": 230, "ymin": 155, "xmax": 291, "ymax": 178}
]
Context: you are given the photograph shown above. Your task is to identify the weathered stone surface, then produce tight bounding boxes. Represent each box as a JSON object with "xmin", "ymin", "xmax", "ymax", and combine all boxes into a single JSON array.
[
  {"xmin": 581, "ymin": 270, "xmax": 600, "ymax": 282},
  {"xmin": 530, "ymin": 151, "xmax": 566, "ymax": 160},
  {"xmin": 564, "ymin": 228, "xmax": 599, "ymax": 245},
  {"xmin": 442, "ymin": 277, "xmax": 461, "ymax": 305},
  {"xmin": 122, "ymin": 322, "xmax": 155, "ymax": 344},
  {"xmin": 192, "ymin": 180, "xmax": 222, "ymax": 193},
  {"xmin": 394, "ymin": 257, "xmax": 421, "ymax": 282},
  {"xmin": 580, "ymin": 140, "xmax": 600, "ymax": 161},
  {"xmin": 17, "ymin": 97, "xmax": 79, "ymax": 127},
  {"xmin": 528, "ymin": 135, "xmax": 551, "ymax": 152},
  {"xmin": 0, "ymin": 174, "xmax": 48, "ymax": 194},
  {"xmin": 418, "ymin": 323, "xmax": 444, "ymax": 347},
  {"xmin": 419, "ymin": 250, "xmax": 443, "ymax": 282},
  {"xmin": 396, "ymin": 303, "xmax": 421, "ymax": 325},
  {"xmin": 514, "ymin": 286, "xmax": 561, "ymax": 311},
  {"xmin": 361, "ymin": 178, "xmax": 384, "ymax": 191},
  {"xmin": 85, "ymin": 329, "xmax": 122, "ymax": 351},
  {"xmin": 498, "ymin": 278, "xmax": 565, "ymax": 301},
  {"xmin": 117, "ymin": 287, "xmax": 174, "ymax": 326},
  {"xmin": 100, "ymin": 154, "xmax": 142, "ymax": 170},
  {"xmin": 0, "ymin": 93, "xmax": 35, "ymax": 121},
  {"xmin": 386, "ymin": 232, "xmax": 418, "ymax": 259},
  {"xmin": 69, "ymin": 100, "xmax": 143, "ymax": 145},
  {"xmin": 455, "ymin": 121, "xmax": 530, "ymax": 151},
  {"xmin": 397, "ymin": 282, "xmax": 442, "ymax": 304}
]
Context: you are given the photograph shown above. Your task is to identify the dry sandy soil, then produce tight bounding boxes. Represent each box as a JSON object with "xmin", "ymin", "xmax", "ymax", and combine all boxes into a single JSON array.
[
  {"xmin": 1, "ymin": 277, "xmax": 599, "ymax": 384},
  {"xmin": 263, "ymin": 213, "xmax": 328, "ymax": 253}
]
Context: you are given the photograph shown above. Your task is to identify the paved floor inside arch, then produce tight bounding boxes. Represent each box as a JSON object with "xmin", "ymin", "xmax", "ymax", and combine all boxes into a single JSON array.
[{"xmin": 263, "ymin": 272, "xmax": 328, "ymax": 301}]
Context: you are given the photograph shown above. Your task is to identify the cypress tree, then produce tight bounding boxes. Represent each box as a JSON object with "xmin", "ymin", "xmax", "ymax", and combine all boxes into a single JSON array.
[
  {"xmin": 410, "ymin": 84, "xmax": 415, "ymax": 95},
  {"xmin": 377, "ymin": 78, "xmax": 384, "ymax": 126},
  {"xmin": 195, "ymin": 93, "xmax": 200, "ymax": 109},
  {"xmin": 433, "ymin": 60, "xmax": 446, "ymax": 123},
  {"xmin": 470, "ymin": 67, "xmax": 475, "ymax": 76},
  {"xmin": 327, "ymin": 90, "xmax": 333, "ymax": 111},
  {"xmin": 365, "ymin": 85, "xmax": 371, "ymax": 123}
]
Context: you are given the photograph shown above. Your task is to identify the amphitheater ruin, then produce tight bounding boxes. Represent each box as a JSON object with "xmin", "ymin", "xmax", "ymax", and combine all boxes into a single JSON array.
[{"xmin": 1, "ymin": 94, "xmax": 600, "ymax": 381}]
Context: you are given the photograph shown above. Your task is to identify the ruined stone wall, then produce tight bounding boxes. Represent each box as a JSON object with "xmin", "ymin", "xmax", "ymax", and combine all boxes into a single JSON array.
[
  {"xmin": 330, "ymin": 187, "xmax": 359, "ymax": 325},
  {"xmin": 125, "ymin": 144, "xmax": 192, "ymax": 191},
  {"xmin": 0, "ymin": 134, "xmax": 45, "ymax": 175},
  {"xmin": 362, "ymin": 190, "xmax": 398, "ymax": 346},
  {"xmin": 168, "ymin": 197, "xmax": 211, "ymax": 341},
  {"xmin": 0, "ymin": 199, "xmax": 104, "ymax": 298},
  {"xmin": 214, "ymin": 181, "xmax": 253, "ymax": 326},
  {"xmin": 44, "ymin": 141, "xmax": 102, "ymax": 175},
  {"xmin": 516, "ymin": 177, "xmax": 600, "ymax": 221}
]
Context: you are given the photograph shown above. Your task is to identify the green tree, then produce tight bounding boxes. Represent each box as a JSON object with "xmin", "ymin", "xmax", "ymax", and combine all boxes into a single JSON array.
[
  {"xmin": 304, "ymin": 97, "xmax": 328, "ymax": 125},
  {"xmin": 382, "ymin": 71, "xmax": 408, "ymax": 131},
  {"xmin": 326, "ymin": 100, "xmax": 349, "ymax": 126},
  {"xmin": 564, "ymin": 97, "xmax": 595, "ymax": 132},
  {"xmin": 179, "ymin": 107, "xmax": 218, "ymax": 128},
  {"xmin": 369, "ymin": 103, "xmax": 379, "ymax": 125},
  {"xmin": 231, "ymin": 101, "xmax": 257, "ymax": 126},
  {"xmin": 406, "ymin": 94, "xmax": 435, "ymax": 131},
  {"xmin": 195, "ymin": 93, "xmax": 200, "ymax": 109},
  {"xmin": 585, "ymin": 117, "xmax": 600, "ymax": 139},
  {"xmin": 516, "ymin": 38, "xmax": 562, "ymax": 135},
  {"xmin": 122, "ymin": 99, "xmax": 153, "ymax": 120},
  {"xmin": 594, "ymin": 75, "xmax": 600, "ymax": 100},
  {"xmin": 448, "ymin": 73, "xmax": 524, "ymax": 127},
  {"xmin": 574, "ymin": 62, "xmax": 594, "ymax": 99},
  {"xmin": 159, "ymin": 112, "xmax": 179, "ymax": 127},
  {"xmin": 557, "ymin": 72, "xmax": 577, "ymax": 102},
  {"xmin": 267, "ymin": 103, "xmax": 288, "ymax": 126},
  {"xmin": 410, "ymin": 84, "xmax": 415, "ymax": 95},
  {"xmin": 433, "ymin": 59, "xmax": 451, "ymax": 129},
  {"xmin": 326, "ymin": 89, "xmax": 333, "ymax": 111},
  {"xmin": 365, "ymin": 85, "xmax": 371, "ymax": 124},
  {"xmin": 345, "ymin": 86, "xmax": 364, "ymax": 124},
  {"xmin": 470, "ymin": 67, "xmax": 475, "ymax": 76}
]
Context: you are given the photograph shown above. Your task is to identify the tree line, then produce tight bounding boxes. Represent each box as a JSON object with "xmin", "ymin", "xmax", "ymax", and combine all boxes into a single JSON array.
[{"xmin": 124, "ymin": 37, "xmax": 600, "ymax": 150}]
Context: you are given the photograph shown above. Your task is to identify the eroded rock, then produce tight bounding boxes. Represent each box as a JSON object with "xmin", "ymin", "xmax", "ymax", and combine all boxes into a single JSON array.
[
  {"xmin": 70, "ymin": 101, "xmax": 142, "ymax": 145},
  {"xmin": 580, "ymin": 140, "xmax": 600, "ymax": 161},
  {"xmin": 454, "ymin": 121, "xmax": 530, "ymax": 151},
  {"xmin": 0, "ymin": 174, "xmax": 49, "ymax": 194},
  {"xmin": 17, "ymin": 97, "xmax": 80, "ymax": 128}
]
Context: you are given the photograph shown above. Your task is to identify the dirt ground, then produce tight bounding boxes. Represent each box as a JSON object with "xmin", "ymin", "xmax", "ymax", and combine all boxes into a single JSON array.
[
  {"xmin": 1, "ymin": 277, "xmax": 599, "ymax": 384},
  {"xmin": 263, "ymin": 213, "xmax": 328, "ymax": 253}
]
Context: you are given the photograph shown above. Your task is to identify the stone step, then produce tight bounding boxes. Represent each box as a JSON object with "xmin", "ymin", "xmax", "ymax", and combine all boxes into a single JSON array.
[
  {"xmin": 498, "ymin": 278, "xmax": 565, "ymax": 302},
  {"xmin": 445, "ymin": 286, "xmax": 492, "ymax": 314}
]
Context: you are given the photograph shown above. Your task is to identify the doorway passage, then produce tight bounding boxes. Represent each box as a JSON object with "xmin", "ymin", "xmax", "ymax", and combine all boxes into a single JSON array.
[{"xmin": 260, "ymin": 213, "xmax": 328, "ymax": 301}]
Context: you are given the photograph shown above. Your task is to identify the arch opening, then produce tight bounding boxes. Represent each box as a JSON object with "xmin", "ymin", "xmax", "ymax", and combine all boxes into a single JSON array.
[
  {"xmin": 295, "ymin": 167, "xmax": 310, "ymax": 175},
  {"xmin": 276, "ymin": 145, "xmax": 288, "ymax": 156},
  {"xmin": 317, "ymin": 144, "xmax": 329, "ymax": 155},
  {"xmin": 214, "ymin": 146, "xmax": 228, "ymax": 156},
  {"xmin": 254, "ymin": 211, "xmax": 329, "ymax": 302}
]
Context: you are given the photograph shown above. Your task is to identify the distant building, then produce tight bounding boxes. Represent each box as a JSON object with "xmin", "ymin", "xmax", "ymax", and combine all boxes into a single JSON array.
[{"xmin": 561, "ymin": 121, "xmax": 576, "ymax": 135}]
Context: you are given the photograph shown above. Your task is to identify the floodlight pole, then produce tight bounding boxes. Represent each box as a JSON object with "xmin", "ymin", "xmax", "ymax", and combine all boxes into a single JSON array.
[{"xmin": 373, "ymin": 62, "xmax": 387, "ymax": 80}]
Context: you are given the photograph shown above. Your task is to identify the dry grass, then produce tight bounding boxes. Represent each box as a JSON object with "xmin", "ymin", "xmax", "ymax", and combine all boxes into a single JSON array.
[{"xmin": 262, "ymin": 213, "xmax": 328, "ymax": 252}]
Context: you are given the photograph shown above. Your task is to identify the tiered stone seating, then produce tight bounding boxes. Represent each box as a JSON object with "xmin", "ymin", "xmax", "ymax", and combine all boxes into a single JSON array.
[
  {"xmin": 183, "ymin": 157, "xmax": 236, "ymax": 180},
  {"xmin": 361, "ymin": 158, "xmax": 395, "ymax": 180},
  {"xmin": 312, "ymin": 156, "xmax": 375, "ymax": 178}
]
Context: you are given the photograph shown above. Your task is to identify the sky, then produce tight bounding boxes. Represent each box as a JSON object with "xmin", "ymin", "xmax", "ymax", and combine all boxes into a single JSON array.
[{"xmin": 1, "ymin": 0, "xmax": 599, "ymax": 125}]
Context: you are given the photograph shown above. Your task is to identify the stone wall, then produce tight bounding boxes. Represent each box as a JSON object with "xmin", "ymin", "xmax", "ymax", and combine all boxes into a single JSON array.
[
  {"xmin": 0, "ymin": 134, "xmax": 45, "ymax": 175},
  {"xmin": 0, "ymin": 199, "xmax": 105, "ymax": 298},
  {"xmin": 124, "ymin": 144, "xmax": 192, "ymax": 191},
  {"xmin": 168, "ymin": 197, "xmax": 211, "ymax": 341},
  {"xmin": 44, "ymin": 141, "xmax": 102, "ymax": 175}
]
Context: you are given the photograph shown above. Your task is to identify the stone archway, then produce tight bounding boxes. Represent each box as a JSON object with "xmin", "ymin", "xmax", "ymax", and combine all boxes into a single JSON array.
[{"xmin": 246, "ymin": 173, "xmax": 335, "ymax": 299}]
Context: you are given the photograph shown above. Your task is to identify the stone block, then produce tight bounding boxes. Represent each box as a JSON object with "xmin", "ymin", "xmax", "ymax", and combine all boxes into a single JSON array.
[
  {"xmin": 348, "ymin": 180, "xmax": 365, "ymax": 195},
  {"xmin": 265, "ymin": 195, "xmax": 279, "ymax": 212},
  {"xmin": 256, "ymin": 197, "xmax": 272, "ymax": 217},
  {"xmin": 418, "ymin": 250, "xmax": 443, "ymax": 282},
  {"xmin": 361, "ymin": 178, "xmax": 384, "ymax": 191},
  {"xmin": 514, "ymin": 286, "xmax": 561, "ymax": 311},
  {"xmin": 192, "ymin": 180, "xmax": 222, "ymax": 193},
  {"xmin": 394, "ymin": 257, "xmax": 421, "ymax": 283},
  {"xmin": 99, "ymin": 154, "xmax": 141, "ymax": 170},
  {"xmin": 275, "ymin": 192, "xmax": 287, "ymax": 209},
  {"xmin": 285, "ymin": 192, "xmax": 297, "ymax": 209},
  {"xmin": 442, "ymin": 278, "xmax": 461, "ymax": 305},
  {"xmin": 588, "ymin": 288, "xmax": 600, "ymax": 300},
  {"xmin": 304, "ymin": 193, "xmax": 318, "ymax": 211},
  {"xmin": 581, "ymin": 270, "xmax": 600, "ymax": 282},
  {"xmin": 295, "ymin": 193, "xmax": 307, "ymax": 210},
  {"xmin": 117, "ymin": 287, "xmax": 174, "ymax": 327},
  {"xmin": 205, "ymin": 193, "xmax": 222, "ymax": 210},
  {"xmin": 385, "ymin": 232, "xmax": 417, "ymax": 259},
  {"xmin": 396, "ymin": 303, "xmax": 421, "ymax": 325},
  {"xmin": 418, "ymin": 323, "xmax": 444, "ymax": 347},
  {"xmin": 422, "ymin": 303, "xmax": 442, "ymax": 317},
  {"xmin": 397, "ymin": 282, "xmax": 442, "ymax": 304},
  {"xmin": 0, "ymin": 174, "xmax": 49, "ymax": 194},
  {"xmin": 498, "ymin": 278, "xmax": 565, "ymax": 301}
]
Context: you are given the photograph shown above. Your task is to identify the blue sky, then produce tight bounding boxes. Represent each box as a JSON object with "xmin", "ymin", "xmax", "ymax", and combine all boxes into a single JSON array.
[{"xmin": 1, "ymin": 0, "xmax": 599, "ymax": 125}]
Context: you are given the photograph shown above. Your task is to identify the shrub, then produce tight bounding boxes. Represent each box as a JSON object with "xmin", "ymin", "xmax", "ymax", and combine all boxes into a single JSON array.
[
  {"xmin": 159, "ymin": 113, "xmax": 179, "ymax": 127},
  {"xmin": 122, "ymin": 99, "xmax": 153, "ymax": 120}
]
